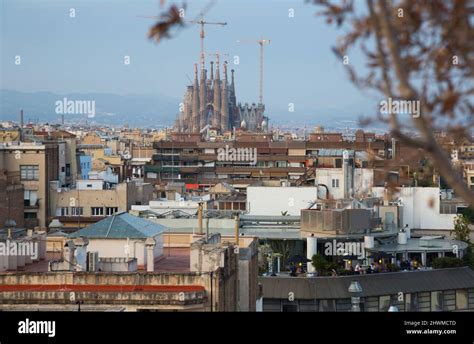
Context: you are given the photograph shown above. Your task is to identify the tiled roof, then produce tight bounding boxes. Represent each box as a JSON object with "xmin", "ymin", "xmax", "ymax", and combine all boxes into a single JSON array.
[{"xmin": 69, "ymin": 212, "xmax": 166, "ymax": 239}]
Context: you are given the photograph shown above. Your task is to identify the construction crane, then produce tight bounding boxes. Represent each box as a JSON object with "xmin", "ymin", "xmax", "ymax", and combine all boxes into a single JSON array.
[
  {"xmin": 188, "ymin": 14, "xmax": 227, "ymax": 69},
  {"xmin": 137, "ymin": 13, "xmax": 227, "ymax": 69},
  {"xmin": 237, "ymin": 37, "xmax": 271, "ymax": 104}
]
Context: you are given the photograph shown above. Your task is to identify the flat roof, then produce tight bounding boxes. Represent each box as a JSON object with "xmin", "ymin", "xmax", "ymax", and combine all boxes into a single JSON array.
[
  {"xmin": 259, "ymin": 267, "xmax": 474, "ymax": 299},
  {"xmin": 370, "ymin": 238, "xmax": 468, "ymax": 253}
]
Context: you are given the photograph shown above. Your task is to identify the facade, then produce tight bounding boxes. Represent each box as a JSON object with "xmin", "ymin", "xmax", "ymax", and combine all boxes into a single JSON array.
[
  {"xmin": 0, "ymin": 232, "xmax": 258, "ymax": 312},
  {"xmin": 146, "ymin": 131, "xmax": 388, "ymax": 188},
  {"xmin": 0, "ymin": 174, "xmax": 25, "ymax": 229},
  {"xmin": 247, "ymin": 186, "xmax": 318, "ymax": 216},
  {"xmin": 49, "ymin": 181, "xmax": 153, "ymax": 229},
  {"xmin": 372, "ymin": 187, "xmax": 457, "ymax": 231},
  {"xmin": 259, "ymin": 267, "xmax": 474, "ymax": 312},
  {"xmin": 175, "ymin": 59, "xmax": 267, "ymax": 133},
  {"xmin": 68, "ymin": 212, "xmax": 165, "ymax": 268},
  {"xmin": 0, "ymin": 141, "xmax": 59, "ymax": 228}
]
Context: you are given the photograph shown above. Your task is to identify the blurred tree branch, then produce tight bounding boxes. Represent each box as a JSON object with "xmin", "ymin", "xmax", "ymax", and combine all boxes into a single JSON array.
[{"xmin": 311, "ymin": 0, "xmax": 474, "ymax": 206}]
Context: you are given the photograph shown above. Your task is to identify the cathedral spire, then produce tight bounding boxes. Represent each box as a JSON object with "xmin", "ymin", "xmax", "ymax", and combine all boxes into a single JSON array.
[
  {"xmin": 212, "ymin": 55, "xmax": 221, "ymax": 129},
  {"xmin": 192, "ymin": 63, "xmax": 200, "ymax": 132},
  {"xmin": 220, "ymin": 61, "xmax": 229, "ymax": 132},
  {"xmin": 199, "ymin": 63, "xmax": 207, "ymax": 129}
]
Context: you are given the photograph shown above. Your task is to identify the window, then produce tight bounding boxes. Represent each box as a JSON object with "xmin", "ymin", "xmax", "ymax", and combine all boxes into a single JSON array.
[
  {"xmin": 282, "ymin": 304, "xmax": 298, "ymax": 312},
  {"xmin": 405, "ymin": 293, "xmax": 418, "ymax": 311},
  {"xmin": 24, "ymin": 213, "xmax": 37, "ymax": 219},
  {"xmin": 106, "ymin": 207, "xmax": 118, "ymax": 216},
  {"xmin": 23, "ymin": 190, "xmax": 38, "ymax": 207},
  {"xmin": 71, "ymin": 207, "xmax": 83, "ymax": 216},
  {"xmin": 91, "ymin": 207, "xmax": 104, "ymax": 216},
  {"xmin": 331, "ymin": 179, "xmax": 340, "ymax": 188},
  {"xmin": 20, "ymin": 165, "xmax": 39, "ymax": 181},
  {"xmin": 66, "ymin": 164, "xmax": 71, "ymax": 177},
  {"xmin": 59, "ymin": 207, "xmax": 69, "ymax": 216},
  {"xmin": 431, "ymin": 291, "xmax": 443, "ymax": 311},
  {"xmin": 319, "ymin": 300, "xmax": 336, "ymax": 312},
  {"xmin": 147, "ymin": 172, "xmax": 158, "ymax": 179},
  {"xmin": 379, "ymin": 295, "xmax": 391, "ymax": 311},
  {"xmin": 456, "ymin": 290, "xmax": 468, "ymax": 310}
]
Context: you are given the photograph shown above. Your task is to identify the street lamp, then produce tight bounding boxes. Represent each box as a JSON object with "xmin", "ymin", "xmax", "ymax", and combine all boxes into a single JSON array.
[{"xmin": 348, "ymin": 281, "xmax": 363, "ymax": 312}]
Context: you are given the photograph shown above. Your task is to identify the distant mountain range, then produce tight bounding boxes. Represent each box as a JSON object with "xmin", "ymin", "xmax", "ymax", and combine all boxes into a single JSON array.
[
  {"xmin": 0, "ymin": 89, "xmax": 386, "ymax": 131},
  {"xmin": 0, "ymin": 90, "xmax": 180, "ymax": 127}
]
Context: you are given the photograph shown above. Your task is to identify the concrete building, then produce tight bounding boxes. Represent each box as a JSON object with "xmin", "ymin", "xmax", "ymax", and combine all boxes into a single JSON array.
[
  {"xmin": 33, "ymin": 130, "xmax": 78, "ymax": 187},
  {"xmin": 372, "ymin": 187, "xmax": 457, "ymax": 231},
  {"xmin": 464, "ymin": 162, "xmax": 474, "ymax": 190},
  {"xmin": 49, "ymin": 181, "xmax": 153, "ymax": 229},
  {"xmin": 68, "ymin": 212, "xmax": 164, "ymax": 269},
  {"xmin": 0, "ymin": 232, "xmax": 258, "ymax": 312},
  {"xmin": 0, "ymin": 141, "xmax": 59, "ymax": 228},
  {"xmin": 0, "ymin": 172, "xmax": 25, "ymax": 229},
  {"xmin": 78, "ymin": 154, "xmax": 92, "ymax": 180},
  {"xmin": 259, "ymin": 267, "xmax": 474, "ymax": 312},
  {"xmin": 247, "ymin": 186, "xmax": 318, "ymax": 216}
]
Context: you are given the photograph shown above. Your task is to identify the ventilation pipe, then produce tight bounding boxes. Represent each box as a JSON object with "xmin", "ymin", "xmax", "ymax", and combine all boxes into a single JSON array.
[{"xmin": 306, "ymin": 234, "xmax": 317, "ymax": 273}]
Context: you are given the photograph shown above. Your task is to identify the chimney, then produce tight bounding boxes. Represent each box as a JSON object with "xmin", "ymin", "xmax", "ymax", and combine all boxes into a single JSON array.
[
  {"xmin": 306, "ymin": 234, "xmax": 317, "ymax": 273},
  {"xmin": 383, "ymin": 184, "xmax": 389, "ymax": 206},
  {"xmin": 73, "ymin": 237, "xmax": 89, "ymax": 271},
  {"xmin": 234, "ymin": 214, "xmax": 239, "ymax": 244},
  {"xmin": 198, "ymin": 202, "xmax": 203, "ymax": 235},
  {"xmin": 145, "ymin": 237, "xmax": 156, "ymax": 272}
]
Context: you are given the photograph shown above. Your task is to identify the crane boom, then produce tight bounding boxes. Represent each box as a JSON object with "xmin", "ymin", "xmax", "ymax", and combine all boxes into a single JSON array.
[{"xmin": 237, "ymin": 37, "xmax": 270, "ymax": 104}]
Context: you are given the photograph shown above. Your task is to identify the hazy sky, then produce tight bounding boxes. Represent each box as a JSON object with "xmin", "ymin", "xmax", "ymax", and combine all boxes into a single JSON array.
[{"xmin": 1, "ymin": 0, "xmax": 377, "ymax": 122}]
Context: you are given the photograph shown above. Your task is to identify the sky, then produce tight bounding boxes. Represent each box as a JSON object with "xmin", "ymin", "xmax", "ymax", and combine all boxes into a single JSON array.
[{"xmin": 0, "ymin": 0, "xmax": 378, "ymax": 124}]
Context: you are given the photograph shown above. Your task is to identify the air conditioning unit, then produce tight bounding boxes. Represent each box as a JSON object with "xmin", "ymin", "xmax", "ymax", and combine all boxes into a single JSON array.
[{"xmin": 87, "ymin": 251, "xmax": 99, "ymax": 272}]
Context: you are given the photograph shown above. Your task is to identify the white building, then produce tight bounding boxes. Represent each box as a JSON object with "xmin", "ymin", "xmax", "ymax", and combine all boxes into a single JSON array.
[
  {"xmin": 315, "ymin": 168, "xmax": 373, "ymax": 199},
  {"xmin": 372, "ymin": 187, "xmax": 456, "ymax": 230},
  {"xmin": 247, "ymin": 186, "xmax": 318, "ymax": 216},
  {"xmin": 69, "ymin": 212, "xmax": 165, "ymax": 268}
]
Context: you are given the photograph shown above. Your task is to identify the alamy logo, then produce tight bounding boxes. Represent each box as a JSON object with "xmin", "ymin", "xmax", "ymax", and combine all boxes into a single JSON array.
[
  {"xmin": 380, "ymin": 97, "xmax": 420, "ymax": 118},
  {"xmin": 55, "ymin": 97, "xmax": 96, "ymax": 118},
  {"xmin": 18, "ymin": 318, "xmax": 56, "ymax": 338},
  {"xmin": 0, "ymin": 240, "xmax": 38, "ymax": 260},
  {"xmin": 217, "ymin": 144, "xmax": 257, "ymax": 165},
  {"xmin": 324, "ymin": 240, "xmax": 365, "ymax": 258}
]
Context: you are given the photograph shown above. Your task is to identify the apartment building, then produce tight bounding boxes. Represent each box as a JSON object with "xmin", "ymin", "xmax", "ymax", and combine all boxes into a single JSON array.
[
  {"xmin": 0, "ymin": 141, "xmax": 59, "ymax": 228},
  {"xmin": 49, "ymin": 180, "xmax": 153, "ymax": 229}
]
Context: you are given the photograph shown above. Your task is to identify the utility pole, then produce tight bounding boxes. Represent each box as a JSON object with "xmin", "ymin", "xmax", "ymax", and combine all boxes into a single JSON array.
[{"xmin": 237, "ymin": 37, "xmax": 271, "ymax": 104}]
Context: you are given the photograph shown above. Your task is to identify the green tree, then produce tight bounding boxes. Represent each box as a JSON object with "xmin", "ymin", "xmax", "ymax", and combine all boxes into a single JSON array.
[
  {"xmin": 431, "ymin": 257, "xmax": 465, "ymax": 269},
  {"xmin": 452, "ymin": 214, "xmax": 471, "ymax": 243},
  {"xmin": 311, "ymin": 254, "xmax": 329, "ymax": 275}
]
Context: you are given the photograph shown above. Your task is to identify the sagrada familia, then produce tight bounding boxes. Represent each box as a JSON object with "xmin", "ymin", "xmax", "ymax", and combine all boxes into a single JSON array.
[{"xmin": 174, "ymin": 57, "xmax": 268, "ymax": 133}]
